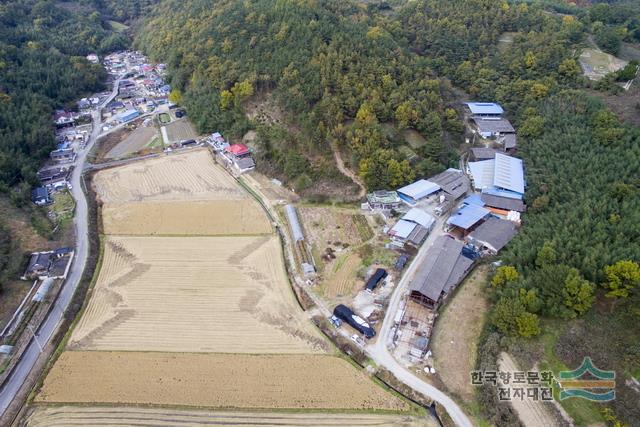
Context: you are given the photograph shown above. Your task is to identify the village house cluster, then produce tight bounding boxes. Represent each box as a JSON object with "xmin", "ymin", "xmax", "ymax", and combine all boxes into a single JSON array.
[
  {"xmin": 339, "ymin": 101, "xmax": 527, "ymax": 363},
  {"xmin": 101, "ymin": 51, "xmax": 170, "ymax": 131}
]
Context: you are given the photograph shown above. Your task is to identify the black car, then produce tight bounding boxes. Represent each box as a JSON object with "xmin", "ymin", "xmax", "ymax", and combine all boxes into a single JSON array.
[{"xmin": 175, "ymin": 110, "xmax": 185, "ymax": 118}]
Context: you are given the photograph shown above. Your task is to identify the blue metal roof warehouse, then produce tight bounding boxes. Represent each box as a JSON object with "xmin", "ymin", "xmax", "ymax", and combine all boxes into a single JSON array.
[
  {"xmin": 447, "ymin": 204, "xmax": 491, "ymax": 230},
  {"xmin": 397, "ymin": 179, "xmax": 440, "ymax": 204},
  {"xmin": 465, "ymin": 102, "xmax": 504, "ymax": 116}
]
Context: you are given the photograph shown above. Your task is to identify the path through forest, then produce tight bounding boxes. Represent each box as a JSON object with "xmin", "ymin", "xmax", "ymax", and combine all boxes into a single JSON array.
[{"xmin": 330, "ymin": 141, "xmax": 366, "ymax": 199}]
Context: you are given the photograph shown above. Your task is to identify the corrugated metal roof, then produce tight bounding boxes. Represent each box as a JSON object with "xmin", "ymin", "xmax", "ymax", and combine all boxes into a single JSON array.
[
  {"xmin": 465, "ymin": 102, "xmax": 504, "ymax": 115},
  {"xmin": 389, "ymin": 219, "xmax": 417, "ymax": 239},
  {"xmin": 397, "ymin": 179, "xmax": 440, "ymax": 201},
  {"xmin": 468, "ymin": 217, "xmax": 518, "ymax": 252},
  {"xmin": 473, "ymin": 117, "xmax": 515, "ymax": 134},
  {"xmin": 410, "ymin": 236, "xmax": 472, "ymax": 301},
  {"xmin": 462, "ymin": 194, "xmax": 485, "ymax": 206},
  {"xmin": 481, "ymin": 193, "xmax": 526, "ymax": 212},
  {"xmin": 470, "ymin": 147, "xmax": 499, "ymax": 160},
  {"xmin": 284, "ymin": 205, "xmax": 304, "ymax": 241},
  {"xmin": 402, "ymin": 208, "xmax": 435, "ymax": 229},
  {"xmin": 493, "ymin": 153, "xmax": 525, "ymax": 194},
  {"xmin": 428, "ymin": 168, "xmax": 469, "ymax": 200},
  {"xmin": 447, "ymin": 204, "xmax": 490, "ymax": 230},
  {"xmin": 468, "ymin": 160, "xmax": 495, "ymax": 190},
  {"xmin": 481, "ymin": 186, "xmax": 523, "ymax": 200}
]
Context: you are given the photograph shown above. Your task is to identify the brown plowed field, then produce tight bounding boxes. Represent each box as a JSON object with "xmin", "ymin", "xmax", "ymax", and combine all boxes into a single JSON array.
[
  {"xmin": 69, "ymin": 235, "xmax": 324, "ymax": 353},
  {"xmin": 36, "ymin": 352, "xmax": 410, "ymax": 411},
  {"xmin": 101, "ymin": 200, "xmax": 271, "ymax": 235},
  {"xmin": 26, "ymin": 405, "xmax": 428, "ymax": 426}
]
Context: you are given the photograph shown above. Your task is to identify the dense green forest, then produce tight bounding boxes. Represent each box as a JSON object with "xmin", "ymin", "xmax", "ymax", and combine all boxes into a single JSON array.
[
  {"xmin": 136, "ymin": 0, "xmax": 466, "ymax": 194},
  {"xmin": 0, "ymin": 0, "xmax": 119, "ymax": 194}
]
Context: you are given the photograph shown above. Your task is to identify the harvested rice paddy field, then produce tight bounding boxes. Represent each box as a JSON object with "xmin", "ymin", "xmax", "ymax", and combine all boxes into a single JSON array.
[
  {"xmin": 31, "ymin": 147, "xmax": 417, "ymax": 419},
  {"xmin": 36, "ymin": 352, "xmax": 410, "ymax": 411},
  {"xmin": 26, "ymin": 406, "xmax": 429, "ymax": 426},
  {"xmin": 101, "ymin": 199, "xmax": 271, "ymax": 235},
  {"xmin": 69, "ymin": 235, "xmax": 324, "ymax": 353},
  {"xmin": 93, "ymin": 149, "xmax": 245, "ymax": 204}
]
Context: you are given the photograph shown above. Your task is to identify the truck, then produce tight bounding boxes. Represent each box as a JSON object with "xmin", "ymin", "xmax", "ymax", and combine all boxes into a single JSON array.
[{"xmin": 333, "ymin": 304, "xmax": 375, "ymax": 338}]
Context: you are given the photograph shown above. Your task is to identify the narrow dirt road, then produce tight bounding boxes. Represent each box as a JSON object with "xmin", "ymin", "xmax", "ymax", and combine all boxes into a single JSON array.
[
  {"xmin": 498, "ymin": 352, "xmax": 558, "ymax": 427},
  {"xmin": 330, "ymin": 141, "xmax": 366, "ymax": 199}
]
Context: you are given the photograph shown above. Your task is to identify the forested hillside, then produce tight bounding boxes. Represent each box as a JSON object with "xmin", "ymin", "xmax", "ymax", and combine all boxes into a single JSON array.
[
  {"xmin": 1, "ymin": 1, "xmax": 115, "ymax": 194},
  {"xmin": 136, "ymin": 0, "xmax": 466, "ymax": 193},
  {"xmin": 395, "ymin": 0, "xmax": 639, "ymax": 423},
  {"xmin": 0, "ymin": 0, "xmax": 132, "ymax": 291}
]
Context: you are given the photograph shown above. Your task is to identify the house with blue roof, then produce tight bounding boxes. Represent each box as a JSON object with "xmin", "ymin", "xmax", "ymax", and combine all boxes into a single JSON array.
[{"xmin": 465, "ymin": 102, "xmax": 504, "ymax": 117}]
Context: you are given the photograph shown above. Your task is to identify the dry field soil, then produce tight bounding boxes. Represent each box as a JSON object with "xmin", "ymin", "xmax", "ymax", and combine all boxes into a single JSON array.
[
  {"xmin": 106, "ymin": 126, "xmax": 157, "ymax": 159},
  {"xmin": 26, "ymin": 405, "xmax": 427, "ymax": 426},
  {"xmin": 430, "ymin": 266, "xmax": 489, "ymax": 401},
  {"xmin": 165, "ymin": 119, "xmax": 198, "ymax": 143}
]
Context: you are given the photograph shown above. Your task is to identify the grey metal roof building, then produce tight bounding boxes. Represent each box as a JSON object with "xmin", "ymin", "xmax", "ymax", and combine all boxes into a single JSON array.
[
  {"xmin": 409, "ymin": 236, "xmax": 474, "ymax": 307},
  {"xmin": 470, "ymin": 147, "xmax": 499, "ymax": 160},
  {"xmin": 481, "ymin": 193, "xmax": 526, "ymax": 212},
  {"xmin": 467, "ymin": 217, "xmax": 518, "ymax": 254},
  {"xmin": 428, "ymin": 168, "xmax": 469, "ymax": 200},
  {"xmin": 473, "ymin": 117, "xmax": 515, "ymax": 135}
]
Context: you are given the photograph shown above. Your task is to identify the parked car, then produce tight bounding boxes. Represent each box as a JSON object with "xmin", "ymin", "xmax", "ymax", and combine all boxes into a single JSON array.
[{"xmin": 175, "ymin": 109, "xmax": 185, "ymax": 118}]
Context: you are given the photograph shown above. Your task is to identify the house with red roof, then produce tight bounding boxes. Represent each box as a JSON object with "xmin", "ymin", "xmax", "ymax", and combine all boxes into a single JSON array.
[{"xmin": 223, "ymin": 143, "xmax": 255, "ymax": 173}]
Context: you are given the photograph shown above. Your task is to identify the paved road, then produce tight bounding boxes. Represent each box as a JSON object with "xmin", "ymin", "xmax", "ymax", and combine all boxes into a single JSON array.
[
  {"xmin": 0, "ymin": 75, "xmax": 122, "ymax": 416},
  {"xmin": 367, "ymin": 215, "xmax": 474, "ymax": 427}
]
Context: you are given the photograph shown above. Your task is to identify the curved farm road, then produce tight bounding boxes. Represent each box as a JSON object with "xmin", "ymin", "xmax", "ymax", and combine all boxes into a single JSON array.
[
  {"xmin": 330, "ymin": 141, "xmax": 366, "ymax": 199},
  {"xmin": 0, "ymin": 75, "xmax": 123, "ymax": 420},
  {"xmin": 251, "ymin": 184, "xmax": 473, "ymax": 427}
]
